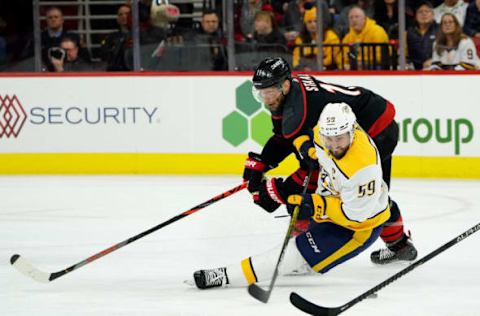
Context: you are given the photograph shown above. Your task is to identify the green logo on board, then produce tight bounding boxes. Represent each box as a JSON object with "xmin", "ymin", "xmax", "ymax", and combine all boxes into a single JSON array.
[
  {"xmin": 399, "ymin": 118, "xmax": 474, "ymax": 155},
  {"xmin": 222, "ymin": 81, "xmax": 273, "ymax": 147}
]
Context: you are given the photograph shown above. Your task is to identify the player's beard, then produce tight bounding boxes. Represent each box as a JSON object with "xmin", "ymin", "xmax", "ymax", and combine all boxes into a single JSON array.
[
  {"xmin": 265, "ymin": 93, "xmax": 285, "ymax": 113},
  {"xmin": 329, "ymin": 145, "xmax": 349, "ymax": 159}
]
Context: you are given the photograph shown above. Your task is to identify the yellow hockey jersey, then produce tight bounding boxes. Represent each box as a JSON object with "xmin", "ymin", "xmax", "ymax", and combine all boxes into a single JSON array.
[{"xmin": 313, "ymin": 125, "xmax": 390, "ymax": 231}]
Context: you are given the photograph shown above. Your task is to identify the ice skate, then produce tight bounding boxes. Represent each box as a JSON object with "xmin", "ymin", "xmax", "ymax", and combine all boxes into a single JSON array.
[
  {"xmin": 193, "ymin": 267, "xmax": 228, "ymax": 289},
  {"xmin": 371, "ymin": 234, "xmax": 418, "ymax": 264}
]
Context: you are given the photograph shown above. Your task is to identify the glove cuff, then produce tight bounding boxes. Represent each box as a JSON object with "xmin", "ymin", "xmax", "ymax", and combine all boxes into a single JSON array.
[
  {"xmin": 244, "ymin": 157, "xmax": 266, "ymax": 172},
  {"xmin": 265, "ymin": 178, "xmax": 286, "ymax": 204}
]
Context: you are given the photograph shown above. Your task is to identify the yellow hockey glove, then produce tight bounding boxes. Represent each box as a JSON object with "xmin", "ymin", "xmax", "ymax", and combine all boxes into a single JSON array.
[{"xmin": 287, "ymin": 194, "xmax": 326, "ymax": 221}]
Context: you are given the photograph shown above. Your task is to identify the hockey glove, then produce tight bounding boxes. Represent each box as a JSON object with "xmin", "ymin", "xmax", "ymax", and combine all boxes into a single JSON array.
[
  {"xmin": 293, "ymin": 134, "xmax": 319, "ymax": 170},
  {"xmin": 287, "ymin": 194, "xmax": 326, "ymax": 221},
  {"xmin": 253, "ymin": 178, "xmax": 286, "ymax": 213},
  {"xmin": 243, "ymin": 152, "xmax": 267, "ymax": 193}
]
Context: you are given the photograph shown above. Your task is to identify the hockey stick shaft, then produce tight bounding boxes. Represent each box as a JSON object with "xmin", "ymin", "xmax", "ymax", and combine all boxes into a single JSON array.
[
  {"xmin": 248, "ymin": 170, "xmax": 313, "ymax": 303},
  {"xmin": 11, "ymin": 182, "xmax": 247, "ymax": 282},
  {"xmin": 290, "ymin": 221, "xmax": 480, "ymax": 315}
]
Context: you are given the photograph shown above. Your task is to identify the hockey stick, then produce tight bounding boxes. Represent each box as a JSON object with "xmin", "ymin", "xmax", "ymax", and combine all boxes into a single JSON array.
[
  {"xmin": 248, "ymin": 170, "xmax": 313, "ymax": 303},
  {"xmin": 10, "ymin": 182, "xmax": 248, "ymax": 283},
  {"xmin": 290, "ymin": 221, "xmax": 480, "ymax": 315}
]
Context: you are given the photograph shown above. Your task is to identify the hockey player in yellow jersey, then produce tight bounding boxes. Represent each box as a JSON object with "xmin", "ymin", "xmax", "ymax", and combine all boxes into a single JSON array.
[
  {"xmin": 192, "ymin": 103, "xmax": 392, "ymax": 289},
  {"xmin": 293, "ymin": 102, "xmax": 391, "ymax": 233}
]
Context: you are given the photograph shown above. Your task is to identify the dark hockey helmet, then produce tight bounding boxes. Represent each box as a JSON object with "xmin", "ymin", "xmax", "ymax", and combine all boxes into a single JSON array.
[{"xmin": 252, "ymin": 57, "xmax": 291, "ymax": 89}]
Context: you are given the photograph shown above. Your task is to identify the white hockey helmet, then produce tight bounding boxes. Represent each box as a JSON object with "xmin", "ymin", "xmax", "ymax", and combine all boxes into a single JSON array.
[{"xmin": 319, "ymin": 102, "xmax": 356, "ymax": 141}]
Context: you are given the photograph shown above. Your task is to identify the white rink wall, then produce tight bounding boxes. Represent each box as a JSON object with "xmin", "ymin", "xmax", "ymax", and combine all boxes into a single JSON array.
[{"xmin": 0, "ymin": 73, "xmax": 478, "ymax": 177}]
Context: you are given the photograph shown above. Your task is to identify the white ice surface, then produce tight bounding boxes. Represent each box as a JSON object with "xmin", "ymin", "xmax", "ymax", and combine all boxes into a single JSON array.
[{"xmin": 1, "ymin": 176, "xmax": 479, "ymax": 316}]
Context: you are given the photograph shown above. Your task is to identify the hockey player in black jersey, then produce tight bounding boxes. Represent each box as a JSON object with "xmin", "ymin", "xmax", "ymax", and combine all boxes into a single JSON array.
[{"xmin": 242, "ymin": 57, "xmax": 417, "ymax": 265}]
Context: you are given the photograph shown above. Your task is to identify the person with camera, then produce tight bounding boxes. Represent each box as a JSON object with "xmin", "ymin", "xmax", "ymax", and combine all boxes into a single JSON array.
[
  {"xmin": 41, "ymin": 6, "xmax": 82, "ymax": 71},
  {"xmin": 49, "ymin": 36, "xmax": 91, "ymax": 72}
]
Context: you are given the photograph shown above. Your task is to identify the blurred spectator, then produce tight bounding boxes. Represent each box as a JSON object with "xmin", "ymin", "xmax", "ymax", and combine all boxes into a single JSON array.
[
  {"xmin": 333, "ymin": 0, "xmax": 374, "ymax": 39},
  {"xmin": 373, "ymin": 0, "xmax": 413, "ymax": 39},
  {"xmin": 434, "ymin": 0, "xmax": 468, "ymax": 26},
  {"xmin": 41, "ymin": 6, "xmax": 82, "ymax": 71},
  {"xmin": 430, "ymin": 13, "xmax": 480, "ymax": 69},
  {"xmin": 50, "ymin": 36, "xmax": 91, "ymax": 72},
  {"xmin": 463, "ymin": 0, "xmax": 480, "ymax": 41},
  {"xmin": 292, "ymin": 7, "xmax": 341, "ymax": 69},
  {"xmin": 185, "ymin": 10, "xmax": 227, "ymax": 70},
  {"xmin": 239, "ymin": 0, "xmax": 264, "ymax": 40},
  {"xmin": 252, "ymin": 10, "xmax": 288, "ymax": 51},
  {"xmin": 100, "ymin": 4, "xmax": 132, "ymax": 71},
  {"xmin": 282, "ymin": 0, "xmax": 332, "ymax": 43},
  {"xmin": 407, "ymin": 1, "xmax": 438, "ymax": 70},
  {"xmin": 342, "ymin": 6, "xmax": 389, "ymax": 69}
]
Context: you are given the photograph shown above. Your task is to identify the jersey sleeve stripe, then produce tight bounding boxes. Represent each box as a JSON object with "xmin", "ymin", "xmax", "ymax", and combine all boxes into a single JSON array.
[{"xmin": 367, "ymin": 101, "xmax": 395, "ymax": 138}]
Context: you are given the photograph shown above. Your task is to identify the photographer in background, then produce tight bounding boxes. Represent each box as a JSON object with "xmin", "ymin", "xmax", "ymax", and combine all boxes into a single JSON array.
[
  {"xmin": 49, "ymin": 36, "xmax": 91, "ymax": 72},
  {"xmin": 41, "ymin": 6, "xmax": 82, "ymax": 71}
]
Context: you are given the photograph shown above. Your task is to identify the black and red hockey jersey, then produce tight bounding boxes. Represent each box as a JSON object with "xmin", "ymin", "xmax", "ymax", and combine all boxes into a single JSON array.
[{"xmin": 260, "ymin": 74, "xmax": 396, "ymax": 168}]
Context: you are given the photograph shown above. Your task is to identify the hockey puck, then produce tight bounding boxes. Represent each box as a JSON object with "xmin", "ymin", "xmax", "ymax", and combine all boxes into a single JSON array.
[{"xmin": 368, "ymin": 293, "xmax": 378, "ymax": 299}]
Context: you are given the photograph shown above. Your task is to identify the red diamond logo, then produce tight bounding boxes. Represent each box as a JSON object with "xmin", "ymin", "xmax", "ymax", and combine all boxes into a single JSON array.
[{"xmin": 0, "ymin": 95, "xmax": 27, "ymax": 138}]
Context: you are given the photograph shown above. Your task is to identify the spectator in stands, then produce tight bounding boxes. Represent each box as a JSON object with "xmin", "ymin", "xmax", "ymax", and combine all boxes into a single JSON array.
[
  {"xmin": 407, "ymin": 1, "xmax": 438, "ymax": 70},
  {"xmin": 434, "ymin": 0, "xmax": 468, "ymax": 26},
  {"xmin": 333, "ymin": 0, "xmax": 374, "ymax": 39},
  {"xmin": 373, "ymin": 0, "xmax": 413, "ymax": 39},
  {"xmin": 282, "ymin": 0, "xmax": 332, "ymax": 44},
  {"xmin": 185, "ymin": 10, "xmax": 227, "ymax": 70},
  {"xmin": 100, "ymin": 4, "xmax": 132, "ymax": 71},
  {"xmin": 463, "ymin": 0, "xmax": 480, "ymax": 42},
  {"xmin": 292, "ymin": 7, "xmax": 341, "ymax": 70},
  {"xmin": 342, "ymin": 6, "xmax": 389, "ymax": 69},
  {"xmin": 239, "ymin": 0, "xmax": 264, "ymax": 40},
  {"xmin": 50, "ymin": 36, "xmax": 91, "ymax": 72},
  {"xmin": 430, "ymin": 13, "xmax": 480, "ymax": 69},
  {"xmin": 252, "ymin": 10, "xmax": 288, "ymax": 52},
  {"xmin": 41, "ymin": 6, "xmax": 82, "ymax": 71}
]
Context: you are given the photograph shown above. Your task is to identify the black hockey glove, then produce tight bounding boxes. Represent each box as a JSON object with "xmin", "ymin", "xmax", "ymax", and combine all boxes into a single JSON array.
[
  {"xmin": 293, "ymin": 133, "xmax": 319, "ymax": 171},
  {"xmin": 253, "ymin": 178, "xmax": 286, "ymax": 213},
  {"xmin": 243, "ymin": 152, "xmax": 273, "ymax": 193}
]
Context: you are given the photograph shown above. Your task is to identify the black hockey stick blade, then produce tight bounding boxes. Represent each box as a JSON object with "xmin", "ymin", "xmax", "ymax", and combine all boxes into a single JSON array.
[
  {"xmin": 248, "ymin": 283, "xmax": 271, "ymax": 303},
  {"xmin": 290, "ymin": 221, "xmax": 480, "ymax": 315},
  {"xmin": 290, "ymin": 292, "xmax": 342, "ymax": 316}
]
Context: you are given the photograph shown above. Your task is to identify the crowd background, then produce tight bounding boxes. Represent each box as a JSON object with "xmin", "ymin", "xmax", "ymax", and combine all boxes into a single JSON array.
[{"xmin": 1, "ymin": 0, "xmax": 479, "ymax": 72}]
